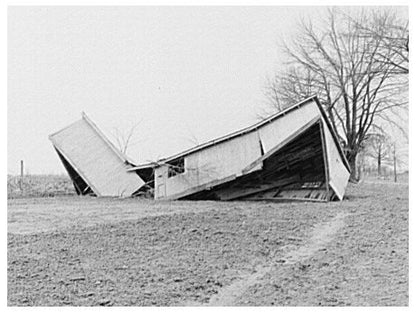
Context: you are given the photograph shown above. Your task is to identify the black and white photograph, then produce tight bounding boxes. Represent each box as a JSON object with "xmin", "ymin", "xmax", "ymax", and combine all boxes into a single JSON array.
[{"xmin": 6, "ymin": 2, "xmax": 410, "ymax": 308}]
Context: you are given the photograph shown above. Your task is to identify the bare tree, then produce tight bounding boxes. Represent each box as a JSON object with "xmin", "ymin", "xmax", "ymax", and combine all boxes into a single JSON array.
[
  {"xmin": 265, "ymin": 8, "xmax": 408, "ymax": 180},
  {"xmin": 265, "ymin": 67, "xmax": 322, "ymax": 112},
  {"xmin": 112, "ymin": 122, "xmax": 141, "ymax": 155},
  {"xmin": 352, "ymin": 10, "xmax": 408, "ymax": 75},
  {"xmin": 363, "ymin": 130, "xmax": 392, "ymax": 176}
]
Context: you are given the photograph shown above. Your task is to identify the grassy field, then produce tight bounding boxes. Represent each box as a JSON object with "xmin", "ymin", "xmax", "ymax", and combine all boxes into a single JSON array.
[
  {"xmin": 7, "ymin": 180, "xmax": 408, "ymax": 306},
  {"xmin": 7, "ymin": 174, "xmax": 76, "ymax": 199}
]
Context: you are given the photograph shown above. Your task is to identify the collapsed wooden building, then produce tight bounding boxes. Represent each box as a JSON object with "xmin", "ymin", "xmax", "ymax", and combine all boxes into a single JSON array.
[
  {"xmin": 129, "ymin": 96, "xmax": 351, "ymax": 201},
  {"xmin": 49, "ymin": 113, "xmax": 145, "ymax": 197},
  {"xmin": 50, "ymin": 96, "xmax": 350, "ymax": 201}
]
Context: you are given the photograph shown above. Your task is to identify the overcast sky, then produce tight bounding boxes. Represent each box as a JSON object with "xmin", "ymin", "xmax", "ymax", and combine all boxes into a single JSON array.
[{"xmin": 8, "ymin": 6, "xmax": 408, "ymax": 174}]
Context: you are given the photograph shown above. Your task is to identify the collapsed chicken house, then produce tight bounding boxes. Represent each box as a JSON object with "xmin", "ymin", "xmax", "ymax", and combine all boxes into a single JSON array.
[{"xmin": 50, "ymin": 96, "xmax": 350, "ymax": 201}]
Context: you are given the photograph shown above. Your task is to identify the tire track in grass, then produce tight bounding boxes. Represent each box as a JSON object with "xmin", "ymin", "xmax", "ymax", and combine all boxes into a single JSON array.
[{"xmin": 206, "ymin": 212, "xmax": 349, "ymax": 306}]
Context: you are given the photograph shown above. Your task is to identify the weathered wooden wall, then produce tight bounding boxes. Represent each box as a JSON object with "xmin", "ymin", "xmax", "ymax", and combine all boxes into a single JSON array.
[
  {"xmin": 257, "ymin": 101, "xmax": 321, "ymax": 153},
  {"xmin": 50, "ymin": 116, "xmax": 144, "ymax": 197},
  {"xmin": 155, "ymin": 100, "xmax": 323, "ymax": 200},
  {"xmin": 322, "ymin": 121, "xmax": 350, "ymax": 200},
  {"xmin": 155, "ymin": 131, "xmax": 262, "ymax": 199},
  {"xmin": 153, "ymin": 98, "xmax": 350, "ymax": 201}
]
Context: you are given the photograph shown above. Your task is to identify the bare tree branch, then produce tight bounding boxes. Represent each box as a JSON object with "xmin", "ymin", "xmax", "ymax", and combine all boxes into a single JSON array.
[{"xmin": 263, "ymin": 8, "xmax": 408, "ymax": 179}]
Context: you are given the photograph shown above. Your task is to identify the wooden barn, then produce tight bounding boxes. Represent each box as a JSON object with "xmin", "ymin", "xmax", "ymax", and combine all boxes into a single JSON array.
[
  {"xmin": 130, "ymin": 96, "xmax": 350, "ymax": 201},
  {"xmin": 49, "ymin": 113, "xmax": 145, "ymax": 197}
]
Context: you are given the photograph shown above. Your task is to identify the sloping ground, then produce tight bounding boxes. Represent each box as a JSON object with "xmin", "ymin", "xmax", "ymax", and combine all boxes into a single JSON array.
[{"xmin": 7, "ymin": 181, "xmax": 408, "ymax": 306}]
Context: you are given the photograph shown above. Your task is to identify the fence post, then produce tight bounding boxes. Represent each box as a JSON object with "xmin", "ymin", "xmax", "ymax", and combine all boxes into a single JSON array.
[{"xmin": 20, "ymin": 160, "xmax": 24, "ymax": 192}]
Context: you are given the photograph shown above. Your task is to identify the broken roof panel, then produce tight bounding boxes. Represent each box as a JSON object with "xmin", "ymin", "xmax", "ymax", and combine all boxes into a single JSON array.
[
  {"xmin": 129, "ymin": 95, "xmax": 350, "ymax": 172},
  {"xmin": 49, "ymin": 113, "xmax": 145, "ymax": 197},
  {"xmin": 132, "ymin": 96, "xmax": 350, "ymax": 202}
]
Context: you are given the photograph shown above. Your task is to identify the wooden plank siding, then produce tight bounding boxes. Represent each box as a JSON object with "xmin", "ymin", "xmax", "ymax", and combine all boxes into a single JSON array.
[
  {"xmin": 242, "ymin": 116, "xmax": 321, "ymax": 174},
  {"xmin": 322, "ymin": 120, "xmax": 350, "ymax": 200},
  {"xmin": 126, "ymin": 96, "xmax": 349, "ymax": 201},
  {"xmin": 153, "ymin": 97, "xmax": 350, "ymax": 201},
  {"xmin": 49, "ymin": 114, "xmax": 145, "ymax": 197},
  {"xmin": 154, "ymin": 131, "xmax": 262, "ymax": 199},
  {"xmin": 257, "ymin": 101, "xmax": 321, "ymax": 153}
]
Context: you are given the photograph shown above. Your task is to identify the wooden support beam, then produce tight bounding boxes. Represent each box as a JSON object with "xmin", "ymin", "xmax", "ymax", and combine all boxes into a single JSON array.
[
  {"xmin": 246, "ymin": 197, "xmax": 327, "ymax": 203},
  {"xmin": 161, "ymin": 174, "xmax": 237, "ymax": 200},
  {"xmin": 216, "ymin": 176, "xmax": 299, "ymax": 201}
]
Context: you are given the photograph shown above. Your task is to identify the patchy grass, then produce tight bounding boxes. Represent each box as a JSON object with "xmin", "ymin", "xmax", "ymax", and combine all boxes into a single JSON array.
[
  {"xmin": 7, "ymin": 174, "xmax": 76, "ymax": 199},
  {"xmin": 7, "ymin": 181, "xmax": 408, "ymax": 306}
]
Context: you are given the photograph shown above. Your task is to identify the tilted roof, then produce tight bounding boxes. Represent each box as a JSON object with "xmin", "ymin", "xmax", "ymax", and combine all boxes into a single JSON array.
[{"xmin": 129, "ymin": 96, "xmax": 350, "ymax": 172}]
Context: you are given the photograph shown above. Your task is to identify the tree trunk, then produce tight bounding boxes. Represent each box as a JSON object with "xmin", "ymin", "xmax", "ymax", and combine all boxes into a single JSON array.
[
  {"xmin": 347, "ymin": 151, "xmax": 359, "ymax": 182},
  {"xmin": 393, "ymin": 145, "xmax": 397, "ymax": 183},
  {"xmin": 377, "ymin": 151, "xmax": 381, "ymax": 176}
]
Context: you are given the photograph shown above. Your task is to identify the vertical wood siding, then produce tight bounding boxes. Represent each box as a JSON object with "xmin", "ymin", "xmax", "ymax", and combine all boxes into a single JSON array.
[
  {"xmin": 50, "ymin": 117, "xmax": 144, "ymax": 197},
  {"xmin": 258, "ymin": 101, "xmax": 321, "ymax": 153},
  {"xmin": 322, "ymin": 121, "xmax": 350, "ymax": 200},
  {"xmin": 155, "ymin": 131, "xmax": 262, "ymax": 199},
  {"xmin": 153, "ymin": 99, "xmax": 349, "ymax": 201}
]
